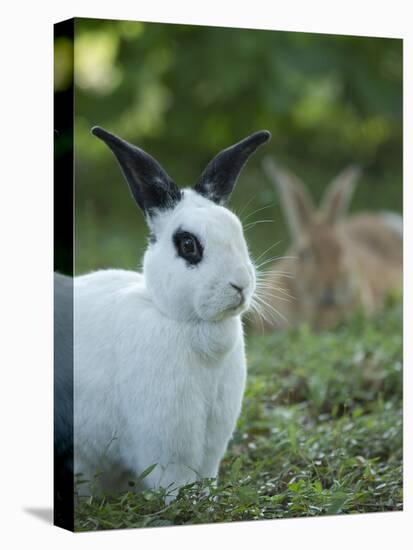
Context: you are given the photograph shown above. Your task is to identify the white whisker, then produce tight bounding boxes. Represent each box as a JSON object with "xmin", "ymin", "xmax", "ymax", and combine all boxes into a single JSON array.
[
  {"xmin": 253, "ymin": 240, "xmax": 283, "ymax": 264},
  {"xmin": 242, "ymin": 203, "xmax": 274, "ymax": 224},
  {"xmin": 253, "ymin": 294, "xmax": 291, "ymax": 326},
  {"xmin": 236, "ymin": 195, "xmax": 256, "ymax": 220},
  {"xmin": 244, "ymin": 219, "xmax": 275, "ymax": 231},
  {"xmin": 255, "ymin": 255, "xmax": 298, "ymax": 270}
]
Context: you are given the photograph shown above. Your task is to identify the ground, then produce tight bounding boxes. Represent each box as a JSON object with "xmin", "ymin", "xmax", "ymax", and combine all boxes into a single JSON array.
[{"xmin": 75, "ymin": 297, "xmax": 402, "ymax": 531}]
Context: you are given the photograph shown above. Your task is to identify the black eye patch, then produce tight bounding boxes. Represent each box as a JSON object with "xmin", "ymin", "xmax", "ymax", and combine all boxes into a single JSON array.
[{"xmin": 173, "ymin": 230, "xmax": 203, "ymax": 265}]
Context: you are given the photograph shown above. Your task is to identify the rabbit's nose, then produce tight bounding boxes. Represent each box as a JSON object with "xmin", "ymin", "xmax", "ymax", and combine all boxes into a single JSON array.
[
  {"xmin": 230, "ymin": 282, "xmax": 244, "ymax": 294},
  {"xmin": 230, "ymin": 283, "xmax": 245, "ymax": 305}
]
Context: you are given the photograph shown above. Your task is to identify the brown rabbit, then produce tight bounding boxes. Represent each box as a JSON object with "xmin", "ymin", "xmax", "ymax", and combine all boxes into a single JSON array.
[{"xmin": 251, "ymin": 158, "xmax": 403, "ymax": 331}]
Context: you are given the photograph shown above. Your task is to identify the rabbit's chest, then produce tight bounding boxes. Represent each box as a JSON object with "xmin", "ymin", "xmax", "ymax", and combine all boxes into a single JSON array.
[
  {"xmin": 115, "ymin": 316, "xmax": 246, "ymax": 457},
  {"xmin": 163, "ymin": 350, "xmax": 244, "ymax": 417},
  {"xmin": 184, "ymin": 345, "xmax": 247, "ymax": 434}
]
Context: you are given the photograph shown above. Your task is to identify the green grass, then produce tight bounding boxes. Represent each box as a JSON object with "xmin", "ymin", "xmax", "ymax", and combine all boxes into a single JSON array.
[{"xmin": 75, "ymin": 297, "xmax": 403, "ymax": 531}]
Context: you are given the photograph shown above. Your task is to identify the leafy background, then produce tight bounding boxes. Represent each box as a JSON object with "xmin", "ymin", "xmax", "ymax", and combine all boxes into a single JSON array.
[{"xmin": 55, "ymin": 18, "xmax": 402, "ymax": 274}]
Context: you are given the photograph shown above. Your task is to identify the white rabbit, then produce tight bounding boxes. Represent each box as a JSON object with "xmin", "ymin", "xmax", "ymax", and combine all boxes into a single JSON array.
[{"xmin": 74, "ymin": 127, "xmax": 271, "ymax": 498}]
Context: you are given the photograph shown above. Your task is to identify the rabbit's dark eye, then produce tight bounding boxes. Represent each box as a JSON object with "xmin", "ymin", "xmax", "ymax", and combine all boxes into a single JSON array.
[
  {"xmin": 182, "ymin": 237, "xmax": 195, "ymax": 255},
  {"xmin": 173, "ymin": 230, "xmax": 203, "ymax": 265}
]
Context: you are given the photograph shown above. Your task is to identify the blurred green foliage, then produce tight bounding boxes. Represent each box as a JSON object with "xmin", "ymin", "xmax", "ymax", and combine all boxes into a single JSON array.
[{"xmin": 71, "ymin": 18, "xmax": 402, "ymax": 274}]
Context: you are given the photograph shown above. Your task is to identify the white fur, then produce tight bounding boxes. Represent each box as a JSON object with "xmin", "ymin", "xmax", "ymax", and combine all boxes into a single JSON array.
[{"xmin": 74, "ymin": 190, "xmax": 255, "ymax": 497}]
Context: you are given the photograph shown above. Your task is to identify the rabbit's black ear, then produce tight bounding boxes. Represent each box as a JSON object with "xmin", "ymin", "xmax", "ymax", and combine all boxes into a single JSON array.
[
  {"xmin": 91, "ymin": 127, "xmax": 181, "ymax": 217},
  {"xmin": 195, "ymin": 131, "xmax": 271, "ymax": 205}
]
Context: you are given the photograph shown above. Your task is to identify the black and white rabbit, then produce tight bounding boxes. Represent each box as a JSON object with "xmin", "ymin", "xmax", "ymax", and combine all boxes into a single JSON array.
[{"xmin": 74, "ymin": 127, "xmax": 271, "ymax": 497}]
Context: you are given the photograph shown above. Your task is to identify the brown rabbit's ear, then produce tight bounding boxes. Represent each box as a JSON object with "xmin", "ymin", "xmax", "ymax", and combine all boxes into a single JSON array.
[
  {"xmin": 321, "ymin": 165, "xmax": 361, "ymax": 224},
  {"xmin": 263, "ymin": 157, "xmax": 315, "ymax": 241}
]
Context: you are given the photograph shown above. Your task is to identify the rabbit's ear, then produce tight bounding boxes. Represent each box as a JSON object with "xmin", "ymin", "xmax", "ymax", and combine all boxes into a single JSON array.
[
  {"xmin": 321, "ymin": 165, "xmax": 361, "ymax": 224},
  {"xmin": 91, "ymin": 127, "xmax": 181, "ymax": 217},
  {"xmin": 263, "ymin": 157, "xmax": 315, "ymax": 240},
  {"xmin": 194, "ymin": 131, "xmax": 271, "ymax": 205}
]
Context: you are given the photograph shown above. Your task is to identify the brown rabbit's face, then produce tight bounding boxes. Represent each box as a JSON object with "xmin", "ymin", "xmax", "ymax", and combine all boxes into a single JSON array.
[{"xmin": 291, "ymin": 223, "xmax": 358, "ymax": 329}]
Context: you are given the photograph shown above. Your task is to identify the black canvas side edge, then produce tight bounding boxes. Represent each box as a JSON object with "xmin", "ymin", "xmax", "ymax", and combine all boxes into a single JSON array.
[{"xmin": 53, "ymin": 18, "xmax": 74, "ymax": 532}]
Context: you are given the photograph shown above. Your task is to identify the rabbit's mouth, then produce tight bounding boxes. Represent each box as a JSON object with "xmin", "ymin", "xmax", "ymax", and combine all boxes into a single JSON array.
[
  {"xmin": 204, "ymin": 296, "xmax": 248, "ymax": 322},
  {"xmin": 196, "ymin": 278, "xmax": 253, "ymax": 322},
  {"xmin": 226, "ymin": 292, "xmax": 250, "ymax": 316},
  {"xmin": 234, "ymin": 292, "xmax": 245, "ymax": 308}
]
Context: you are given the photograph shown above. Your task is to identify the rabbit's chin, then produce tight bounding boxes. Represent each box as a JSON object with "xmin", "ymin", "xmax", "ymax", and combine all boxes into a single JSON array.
[{"xmin": 197, "ymin": 298, "xmax": 251, "ymax": 323}]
